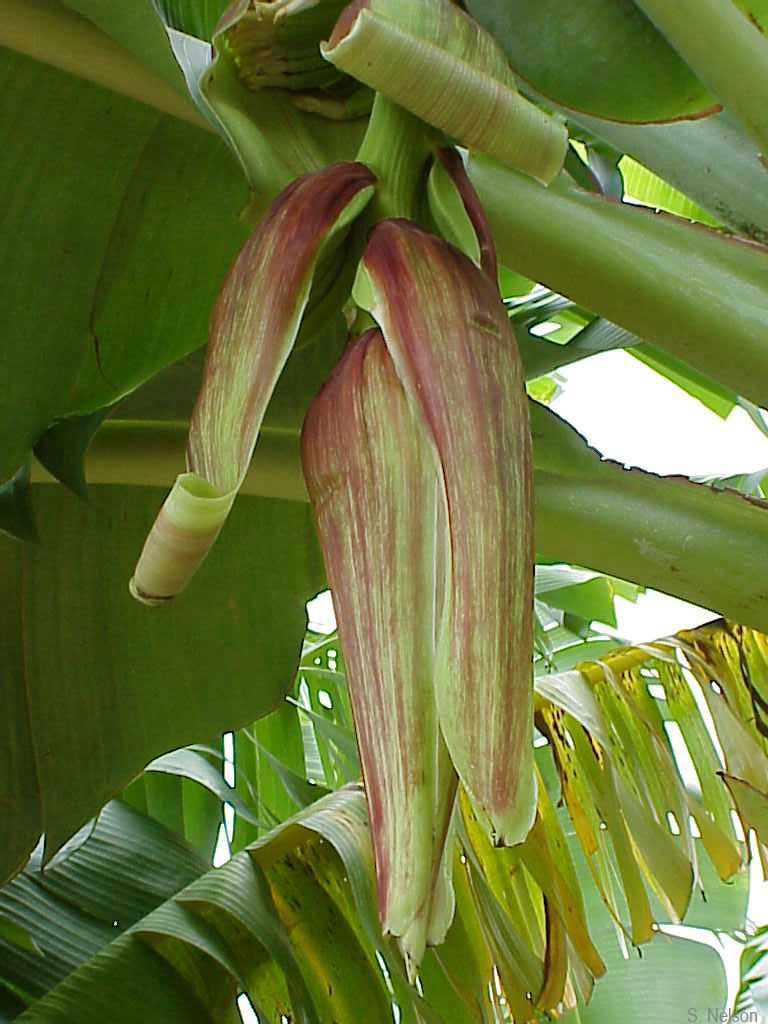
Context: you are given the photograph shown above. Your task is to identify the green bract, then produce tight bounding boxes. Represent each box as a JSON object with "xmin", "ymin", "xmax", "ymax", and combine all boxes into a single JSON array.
[{"xmin": 322, "ymin": 0, "xmax": 568, "ymax": 183}]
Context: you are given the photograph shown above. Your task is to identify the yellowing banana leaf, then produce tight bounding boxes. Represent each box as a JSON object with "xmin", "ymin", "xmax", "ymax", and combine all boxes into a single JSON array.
[{"xmin": 1, "ymin": 613, "xmax": 763, "ymax": 1021}]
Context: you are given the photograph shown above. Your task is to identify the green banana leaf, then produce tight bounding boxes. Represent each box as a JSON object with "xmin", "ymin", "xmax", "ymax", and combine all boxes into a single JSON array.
[
  {"xmin": 620, "ymin": 155, "xmax": 720, "ymax": 226},
  {"xmin": 0, "ymin": 13, "xmax": 361, "ymax": 483},
  {"xmin": 59, "ymin": 0, "xmax": 191, "ymax": 91},
  {"xmin": 0, "ymin": 484, "xmax": 324, "ymax": 883},
  {"xmin": 0, "ymin": 44, "xmax": 249, "ymax": 481},
  {"xmin": 0, "ymin": 800, "xmax": 208, "ymax": 1003},
  {"xmin": 465, "ymin": 0, "xmax": 715, "ymax": 122},
  {"xmin": 123, "ymin": 768, "xmax": 224, "ymax": 863}
]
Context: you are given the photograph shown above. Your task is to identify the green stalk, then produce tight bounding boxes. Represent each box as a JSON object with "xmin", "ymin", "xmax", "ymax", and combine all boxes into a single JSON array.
[
  {"xmin": 355, "ymin": 93, "xmax": 432, "ymax": 221},
  {"xmin": 29, "ymin": 422, "xmax": 307, "ymax": 502},
  {"xmin": 0, "ymin": 0, "xmax": 206, "ymax": 128},
  {"xmin": 32, "ymin": 403, "xmax": 768, "ymax": 632},
  {"xmin": 634, "ymin": 0, "xmax": 768, "ymax": 156},
  {"xmin": 466, "ymin": 155, "xmax": 768, "ymax": 408},
  {"xmin": 536, "ymin": 461, "xmax": 768, "ymax": 631}
]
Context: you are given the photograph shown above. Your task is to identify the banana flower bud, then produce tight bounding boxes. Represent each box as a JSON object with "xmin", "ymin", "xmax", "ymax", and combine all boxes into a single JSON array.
[
  {"xmin": 302, "ymin": 328, "xmax": 458, "ymax": 972},
  {"xmin": 130, "ymin": 162, "xmax": 374, "ymax": 604},
  {"xmin": 302, "ymin": 206, "xmax": 535, "ymax": 969},
  {"xmin": 322, "ymin": 0, "xmax": 568, "ymax": 183},
  {"xmin": 352, "ymin": 218, "xmax": 537, "ymax": 848}
]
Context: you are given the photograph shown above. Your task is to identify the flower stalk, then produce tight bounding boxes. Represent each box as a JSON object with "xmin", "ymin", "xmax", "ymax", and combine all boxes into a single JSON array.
[{"xmin": 354, "ymin": 93, "xmax": 432, "ymax": 222}]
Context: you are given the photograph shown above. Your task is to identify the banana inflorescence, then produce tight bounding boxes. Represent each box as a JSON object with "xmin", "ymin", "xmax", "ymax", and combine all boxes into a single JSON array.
[{"xmin": 131, "ymin": 0, "xmax": 564, "ymax": 972}]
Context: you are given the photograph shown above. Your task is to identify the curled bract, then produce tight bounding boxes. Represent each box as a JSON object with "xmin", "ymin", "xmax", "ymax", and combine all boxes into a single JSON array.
[
  {"xmin": 322, "ymin": 0, "xmax": 568, "ymax": 183},
  {"xmin": 130, "ymin": 161, "xmax": 375, "ymax": 604}
]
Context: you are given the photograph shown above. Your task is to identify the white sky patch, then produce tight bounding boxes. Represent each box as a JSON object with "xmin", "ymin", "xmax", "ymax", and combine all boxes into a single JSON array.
[
  {"xmin": 552, "ymin": 350, "xmax": 768, "ymax": 645},
  {"xmin": 307, "ymin": 589, "xmax": 336, "ymax": 633},
  {"xmin": 551, "ymin": 350, "xmax": 768, "ymax": 478},
  {"xmin": 237, "ymin": 993, "xmax": 259, "ymax": 1023}
]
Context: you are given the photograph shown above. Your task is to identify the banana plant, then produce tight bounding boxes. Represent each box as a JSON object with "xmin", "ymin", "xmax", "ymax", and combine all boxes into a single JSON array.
[{"xmin": 3, "ymin": 0, "xmax": 768, "ymax": 1018}]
